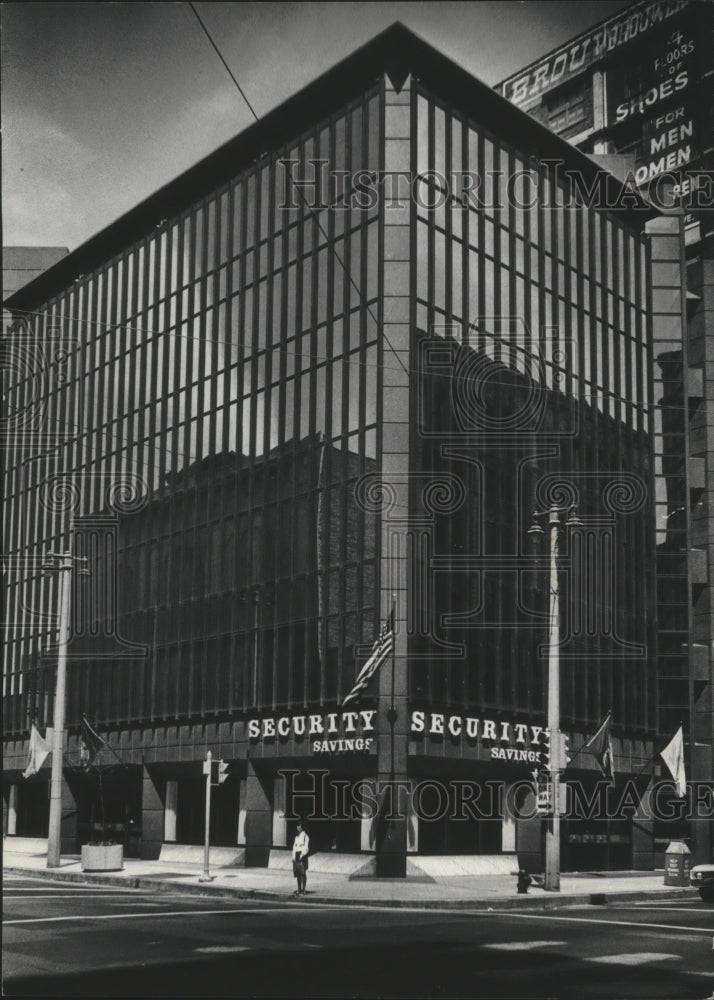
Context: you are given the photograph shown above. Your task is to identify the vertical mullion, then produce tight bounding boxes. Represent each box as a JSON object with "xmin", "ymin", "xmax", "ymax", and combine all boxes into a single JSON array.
[{"xmin": 223, "ymin": 184, "xmax": 236, "ymax": 715}]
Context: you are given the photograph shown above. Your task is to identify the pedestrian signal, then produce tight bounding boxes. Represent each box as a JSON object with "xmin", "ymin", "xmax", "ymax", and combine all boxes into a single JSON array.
[{"xmin": 210, "ymin": 759, "xmax": 229, "ymax": 785}]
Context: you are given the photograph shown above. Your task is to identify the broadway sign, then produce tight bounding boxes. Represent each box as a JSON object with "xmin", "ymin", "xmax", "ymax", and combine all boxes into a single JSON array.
[{"xmin": 499, "ymin": 0, "xmax": 689, "ymax": 106}]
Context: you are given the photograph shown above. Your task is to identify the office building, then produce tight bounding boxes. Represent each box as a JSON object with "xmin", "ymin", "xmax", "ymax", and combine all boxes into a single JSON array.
[{"xmin": 3, "ymin": 23, "xmax": 692, "ymax": 873}]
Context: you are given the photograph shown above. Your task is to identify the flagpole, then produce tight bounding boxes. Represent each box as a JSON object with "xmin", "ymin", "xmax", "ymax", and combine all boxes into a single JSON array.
[
  {"xmin": 82, "ymin": 714, "xmax": 126, "ymax": 770},
  {"xmin": 386, "ymin": 594, "xmax": 397, "ymax": 797},
  {"xmin": 573, "ymin": 710, "xmax": 614, "ymax": 766},
  {"xmin": 45, "ymin": 525, "xmax": 89, "ymax": 868},
  {"xmin": 390, "ymin": 593, "xmax": 396, "ymax": 725}
]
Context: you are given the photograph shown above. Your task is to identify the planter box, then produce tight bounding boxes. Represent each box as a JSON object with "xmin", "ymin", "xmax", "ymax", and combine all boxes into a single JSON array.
[{"xmin": 81, "ymin": 843, "xmax": 124, "ymax": 872}]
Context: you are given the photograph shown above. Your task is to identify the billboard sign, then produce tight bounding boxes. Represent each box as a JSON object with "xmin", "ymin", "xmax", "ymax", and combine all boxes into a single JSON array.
[{"xmin": 499, "ymin": 0, "xmax": 689, "ymax": 106}]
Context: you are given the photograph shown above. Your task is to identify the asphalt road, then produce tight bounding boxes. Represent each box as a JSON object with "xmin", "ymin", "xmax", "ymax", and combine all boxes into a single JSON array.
[{"xmin": 3, "ymin": 873, "xmax": 713, "ymax": 999}]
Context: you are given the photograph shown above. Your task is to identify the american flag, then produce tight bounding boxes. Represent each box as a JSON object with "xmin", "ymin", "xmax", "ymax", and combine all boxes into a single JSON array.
[
  {"xmin": 584, "ymin": 711, "xmax": 614, "ymax": 782},
  {"xmin": 342, "ymin": 612, "xmax": 394, "ymax": 707}
]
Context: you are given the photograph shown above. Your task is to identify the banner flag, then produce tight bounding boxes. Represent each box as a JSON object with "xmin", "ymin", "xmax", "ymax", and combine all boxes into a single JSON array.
[
  {"xmin": 80, "ymin": 714, "xmax": 106, "ymax": 769},
  {"xmin": 584, "ymin": 711, "xmax": 615, "ymax": 782},
  {"xmin": 22, "ymin": 724, "xmax": 51, "ymax": 779},
  {"xmin": 660, "ymin": 724, "xmax": 687, "ymax": 797},
  {"xmin": 342, "ymin": 611, "xmax": 394, "ymax": 707}
]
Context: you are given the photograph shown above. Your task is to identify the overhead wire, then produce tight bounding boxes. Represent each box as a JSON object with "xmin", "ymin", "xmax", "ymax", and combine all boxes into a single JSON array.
[{"xmin": 185, "ymin": 1, "xmax": 410, "ymax": 379}]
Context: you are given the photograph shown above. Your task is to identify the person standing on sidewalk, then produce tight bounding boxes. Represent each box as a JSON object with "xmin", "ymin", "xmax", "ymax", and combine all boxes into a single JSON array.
[{"xmin": 292, "ymin": 822, "xmax": 309, "ymax": 895}]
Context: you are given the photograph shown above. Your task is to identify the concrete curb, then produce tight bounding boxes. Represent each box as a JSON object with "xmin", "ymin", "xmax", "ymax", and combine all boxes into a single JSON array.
[{"xmin": 4, "ymin": 865, "xmax": 695, "ymax": 912}]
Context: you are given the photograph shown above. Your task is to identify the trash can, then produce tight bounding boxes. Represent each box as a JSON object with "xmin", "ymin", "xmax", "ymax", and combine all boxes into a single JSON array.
[{"xmin": 663, "ymin": 841, "xmax": 691, "ymax": 886}]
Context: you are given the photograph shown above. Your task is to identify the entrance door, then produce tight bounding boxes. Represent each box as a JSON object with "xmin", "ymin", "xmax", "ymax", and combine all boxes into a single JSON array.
[
  {"xmin": 175, "ymin": 775, "xmax": 239, "ymax": 847},
  {"xmin": 14, "ymin": 781, "xmax": 49, "ymax": 837},
  {"xmin": 416, "ymin": 781, "xmax": 503, "ymax": 855},
  {"xmin": 285, "ymin": 774, "xmax": 362, "ymax": 853}
]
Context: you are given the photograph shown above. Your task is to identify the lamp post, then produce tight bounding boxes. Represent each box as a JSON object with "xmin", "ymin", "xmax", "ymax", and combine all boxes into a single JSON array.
[
  {"xmin": 43, "ymin": 533, "xmax": 89, "ymax": 868},
  {"xmin": 528, "ymin": 503, "xmax": 580, "ymax": 892}
]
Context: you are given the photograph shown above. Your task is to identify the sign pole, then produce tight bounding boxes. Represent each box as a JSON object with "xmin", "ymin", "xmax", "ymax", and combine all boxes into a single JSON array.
[
  {"xmin": 545, "ymin": 506, "xmax": 561, "ymax": 892},
  {"xmin": 46, "ymin": 551, "xmax": 73, "ymax": 868},
  {"xmin": 200, "ymin": 750, "xmax": 214, "ymax": 882}
]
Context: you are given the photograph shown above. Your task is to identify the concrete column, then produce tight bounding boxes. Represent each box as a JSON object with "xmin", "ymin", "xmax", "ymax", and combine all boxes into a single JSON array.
[
  {"xmin": 376, "ymin": 70, "xmax": 412, "ymax": 878},
  {"xmin": 7, "ymin": 784, "xmax": 18, "ymax": 836},
  {"xmin": 272, "ymin": 775, "xmax": 287, "ymax": 847},
  {"xmin": 163, "ymin": 779, "xmax": 177, "ymax": 842},
  {"xmin": 244, "ymin": 758, "xmax": 272, "ymax": 867},
  {"xmin": 141, "ymin": 765, "xmax": 164, "ymax": 861},
  {"xmin": 407, "ymin": 779, "xmax": 418, "ymax": 854},
  {"xmin": 237, "ymin": 776, "xmax": 247, "ymax": 846},
  {"xmin": 688, "ymin": 254, "xmax": 714, "ymax": 866},
  {"xmin": 516, "ymin": 787, "xmax": 543, "ymax": 873},
  {"xmin": 360, "ymin": 778, "xmax": 376, "ymax": 852},
  {"xmin": 59, "ymin": 772, "xmax": 78, "ymax": 855},
  {"xmin": 632, "ymin": 785, "xmax": 655, "ymax": 871},
  {"xmin": 502, "ymin": 811, "xmax": 517, "ymax": 854}
]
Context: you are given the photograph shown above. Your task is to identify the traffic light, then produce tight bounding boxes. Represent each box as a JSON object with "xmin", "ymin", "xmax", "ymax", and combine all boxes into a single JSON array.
[
  {"xmin": 558, "ymin": 732, "xmax": 571, "ymax": 770},
  {"xmin": 540, "ymin": 729, "xmax": 552, "ymax": 772},
  {"xmin": 538, "ymin": 730, "xmax": 572, "ymax": 772},
  {"xmin": 210, "ymin": 759, "xmax": 229, "ymax": 785}
]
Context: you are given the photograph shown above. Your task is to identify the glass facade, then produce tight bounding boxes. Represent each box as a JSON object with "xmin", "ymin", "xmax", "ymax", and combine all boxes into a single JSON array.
[
  {"xmin": 408, "ymin": 86, "xmax": 657, "ymax": 736},
  {"xmin": 497, "ymin": 0, "xmax": 714, "ymax": 867},
  {"xmin": 3, "ymin": 30, "xmax": 671, "ymax": 868},
  {"xmin": 4, "ymin": 87, "xmax": 383, "ymax": 735}
]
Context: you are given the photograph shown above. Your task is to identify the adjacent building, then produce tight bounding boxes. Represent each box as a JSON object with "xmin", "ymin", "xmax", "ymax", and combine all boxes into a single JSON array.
[
  {"xmin": 3, "ymin": 246, "xmax": 69, "ymax": 331},
  {"xmin": 3, "ymin": 22, "xmax": 698, "ymax": 874},
  {"xmin": 498, "ymin": 0, "xmax": 713, "ymax": 869}
]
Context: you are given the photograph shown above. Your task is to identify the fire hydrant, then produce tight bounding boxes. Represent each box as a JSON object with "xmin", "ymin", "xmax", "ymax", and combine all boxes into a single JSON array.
[{"xmin": 517, "ymin": 869, "xmax": 532, "ymax": 894}]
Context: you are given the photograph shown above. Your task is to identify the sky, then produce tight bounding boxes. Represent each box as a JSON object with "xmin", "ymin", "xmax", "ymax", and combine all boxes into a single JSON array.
[{"xmin": 2, "ymin": 0, "xmax": 634, "ymax": 251}]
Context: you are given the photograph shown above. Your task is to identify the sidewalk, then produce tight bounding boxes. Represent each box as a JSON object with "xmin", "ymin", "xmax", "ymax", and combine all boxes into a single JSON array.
[{"xmin": 3, "ymin": 841, "xmax": 695, "ymax": 911}]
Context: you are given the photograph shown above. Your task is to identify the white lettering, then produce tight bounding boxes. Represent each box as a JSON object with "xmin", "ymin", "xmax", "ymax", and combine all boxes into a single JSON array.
[
  {"xmin": 359, "ymin": 710, "xmax": 376, "ymax": 732},
  {"xmin": 309, "ymin": 715, "xmax": 324, "ymax": 735},
  {"xmin": 448, "ymin": 716, "xmax": 462, "ymax": 738},
  {"xmin": 465, "ymin": 717, "xmax": 479, "ymax": 739},
  {"xmin": 616, "ymin": 71, "xmax": 689, "ymax": 123},
  {"xmin": 294, "ymin": 716, "xmax": 306, "ymax": 736},
  {"xmin": 277, "ymin": 717, "xmax": 290, "ymax": 737},
  {"xmin": 247, "ymin": 719, "xmax": 260, "ymax": 740},
  {"xmin": 411, "ymin": 710, "xmax": 425, "ymax": 734},
  {"xmin": 343, "ymin": 712, "xmax": 358, "ymax": 733},
  {"xmin": 504, "ymin": 1, "xmax": 687, "ymax": 105},
  {"xmin": 482, "ymin": 720, "xmax": 497, "ymax": 741},
  {"xmin": 263, "ymin": 718, "xmax": 275, "ymax": 738},
  {"xmin": 514, "ymin": 723, "xmax": 528, "ymax": 744},
  {"xmin": 636, "ymin": 145, "xmax": 691, "ymax": 185},
  {"xmin": 430, "ymin": 713, "xmax": 444, "ymax": 735},
  {"xmin": 655, "ymin": 106, "xmax": 685, "ymax": 130}
]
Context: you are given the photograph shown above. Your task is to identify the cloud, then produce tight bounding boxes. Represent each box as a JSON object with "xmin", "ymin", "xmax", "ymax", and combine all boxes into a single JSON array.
[{"xmin": 3, "ymin": 109, "xmax": 99, "ymax": 247}]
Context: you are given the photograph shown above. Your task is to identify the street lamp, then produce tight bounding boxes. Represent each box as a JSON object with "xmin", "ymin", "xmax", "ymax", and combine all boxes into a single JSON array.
[
  {"xmin": 43, "ymin": 532, "xmax": 89, "ymax": 868},
  {"xmin": 528, "ymin": 503, "xmax": 581, "ymax": 891}
]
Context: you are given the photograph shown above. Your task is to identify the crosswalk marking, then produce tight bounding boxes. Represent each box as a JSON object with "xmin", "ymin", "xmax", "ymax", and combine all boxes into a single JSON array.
[
  {"xmin": 3, "ymin": 905, "xmax": 320, "ymax": 926},
  {"xmin": 622, "ymin": 906, "xmax": 714, "ymax": 915},
  {"xmin": 4, "ymin": 892, "xmax": 145, "ymax": 899},
  {"xmin": 482, "ymin": 940, "xmax": 566, "ymax": 951},
  {"xmin": 194, "ymin": 945, "xmax": 250, "ymax": 954},
  {"xmin": 481, "ymin": 912, "xmax": 709, "ymax": 935},
  {"xmin": 588, "ymin": 953, "xmax": 679, "ymax": 966}
]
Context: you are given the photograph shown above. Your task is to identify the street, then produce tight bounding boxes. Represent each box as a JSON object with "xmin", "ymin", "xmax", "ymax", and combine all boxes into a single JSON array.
[{"xmin": 3, "ymin": 874, "xmax": 713, "ymax": 998}]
